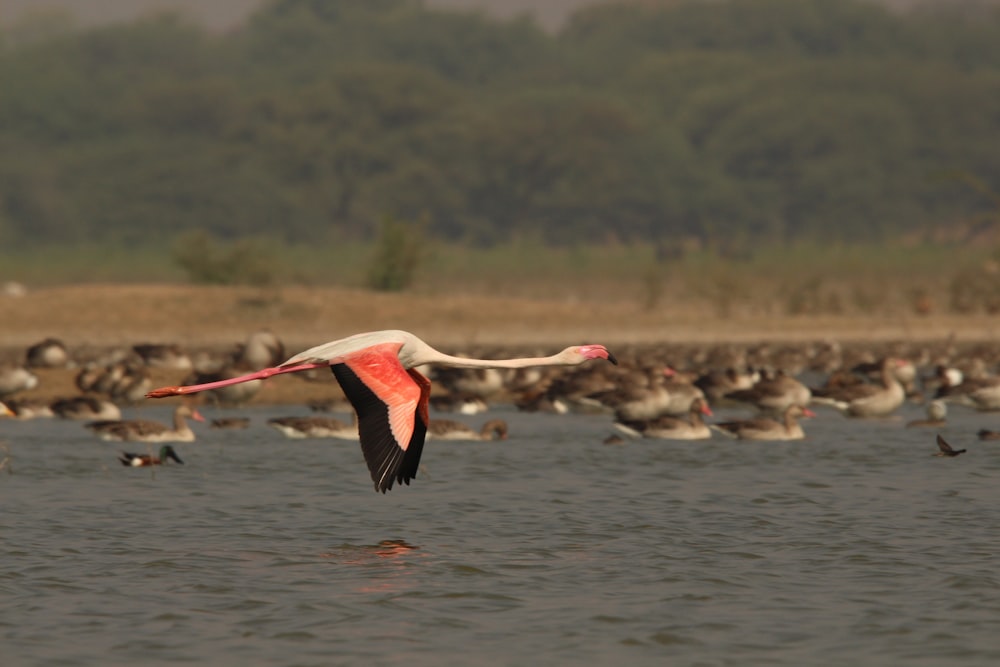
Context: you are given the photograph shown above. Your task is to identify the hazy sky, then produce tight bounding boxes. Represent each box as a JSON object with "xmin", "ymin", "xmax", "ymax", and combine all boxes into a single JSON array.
[
  {"xmin": 4, "ymin": 0, "xmax": 992, "ymax": 33},
  {"xmin": 0, "ymin": 0, "xmax": 594, "ymax": 31}
]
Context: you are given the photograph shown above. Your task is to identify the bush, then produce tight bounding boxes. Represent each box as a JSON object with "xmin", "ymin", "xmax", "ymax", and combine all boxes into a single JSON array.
[
  {"xmin": 171, "ymin": 230, "xmax": 275, "ymax": 286},
  {"xmin": 366, "ymin": 214, "xmax": 425, "ymax": 292}
]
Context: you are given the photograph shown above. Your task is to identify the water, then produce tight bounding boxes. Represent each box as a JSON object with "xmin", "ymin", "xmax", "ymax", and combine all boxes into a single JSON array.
[{"xmin": 3, "ymin": 402, "xmax": 1000, "ymax": 666}]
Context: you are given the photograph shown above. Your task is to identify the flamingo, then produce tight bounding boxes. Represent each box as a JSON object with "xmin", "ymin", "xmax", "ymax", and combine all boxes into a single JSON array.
[{"xmin": 147, "ymin": 330, "xmax": 617, "ymax": 492}]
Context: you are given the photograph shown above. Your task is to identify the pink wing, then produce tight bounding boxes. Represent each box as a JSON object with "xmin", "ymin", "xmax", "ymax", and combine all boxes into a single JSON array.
[{"xmin": 331, "ymin": 343, "xmax": 428, "ymax": 493}]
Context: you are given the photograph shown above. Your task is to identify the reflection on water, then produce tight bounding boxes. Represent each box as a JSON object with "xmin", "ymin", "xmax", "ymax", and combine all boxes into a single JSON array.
[{"xmin": 3, "ymin": 403, "xmax": 1000, "ymax": 666}]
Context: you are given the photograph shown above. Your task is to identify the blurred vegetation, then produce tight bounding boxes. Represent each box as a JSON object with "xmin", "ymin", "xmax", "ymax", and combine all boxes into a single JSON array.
[
  {"xmin": 171, "ymin": 230, "xmax": 276, "ymax": 286},
  {"xmin": 0, "ymin": 0, "xmax": 996, "ymax": 259},
  {"xmin": 366, "ymin": 214, "xmax": 425, "ymax": 291}
]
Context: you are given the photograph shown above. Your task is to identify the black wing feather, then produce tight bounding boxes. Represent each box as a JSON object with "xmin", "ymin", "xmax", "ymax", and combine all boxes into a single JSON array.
[{"xmin": 332, "ymin": 363, "xmax": 426, "ymax": 493}]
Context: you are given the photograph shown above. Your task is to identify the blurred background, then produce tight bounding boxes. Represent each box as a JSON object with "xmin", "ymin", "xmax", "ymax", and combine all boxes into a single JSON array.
[{"xmin": 1, "ymin": 0, "xmax": 999, "ymax": 319}]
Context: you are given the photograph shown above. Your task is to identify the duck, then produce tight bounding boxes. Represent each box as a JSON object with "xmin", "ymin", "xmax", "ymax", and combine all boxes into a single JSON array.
[
  {"xmin": 86, "ymin": 405, "xmax": 204, "ymax": 442},
  {"xmin": 614, "ymin": 397, "xmax": 713, "ymax": 440},
  {"xmin": 267, "ymin": 415, "xmax": 358, "ymax": 440},
  {"xmin": 119, "ymin": 445, "xmax": 185, "ymax": 467},
  {"xmin": 425, "ymin": 418, "xmax": 508, "ymax": 441},
  {"xmin": 811, "ymin": 357, "xmax": 907, "ymax": 417},
  {"xmin": 979, "ymin": 429, "xmax": 1000, "ymax": 441},
  {"xmin": 906, "ymin": 400, "xmax": 947, "ymax": 428},
  {"xmin": 711, "ymin": 404, "xmax": 816, "ymax": 441}
]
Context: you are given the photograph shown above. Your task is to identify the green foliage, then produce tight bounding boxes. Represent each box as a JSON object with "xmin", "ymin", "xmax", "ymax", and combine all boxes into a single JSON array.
[
  {"xmin": 366, "ymin": 215, "xmax": 425, "ymax": 292},
  {"xmin": 0, "ymin": 0, "xmax": 999, "ymax": 252},
  {"xmin": 171, "ymin": 230, "xmax": 276, "ymax": 286}
]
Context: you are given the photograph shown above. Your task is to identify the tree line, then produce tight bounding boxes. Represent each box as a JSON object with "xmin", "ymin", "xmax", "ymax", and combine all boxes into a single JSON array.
[{"xmin": 1, "ymin": 0, "xmax": 998, "ymax": 254}]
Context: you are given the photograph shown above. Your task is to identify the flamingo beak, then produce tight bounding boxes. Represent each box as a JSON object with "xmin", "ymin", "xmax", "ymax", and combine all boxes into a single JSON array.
[{"xmin": 579, "ymin": 345, "xmax": 617, "ymax": 365}]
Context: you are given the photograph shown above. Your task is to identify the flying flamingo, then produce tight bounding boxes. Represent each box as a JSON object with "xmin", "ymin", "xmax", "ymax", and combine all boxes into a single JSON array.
[{"xmin": 147, "ymin": 330, "xmax": 617, "ymax": 492}]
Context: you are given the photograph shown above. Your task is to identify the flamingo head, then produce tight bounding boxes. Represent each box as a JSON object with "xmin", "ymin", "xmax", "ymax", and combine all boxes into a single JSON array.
[{"xmin": 575, "ymin": 345, "xmax": 618, "ymax": 365}]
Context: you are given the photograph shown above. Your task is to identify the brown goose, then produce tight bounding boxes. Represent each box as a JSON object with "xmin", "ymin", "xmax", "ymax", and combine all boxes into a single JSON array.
[
  {"xmin": 86, "ymin": 405, "xmax": 205, "ymax": 442},
  {"xmin": 936, "ymin": 375, "xmax": 1000, "ymax": 412},
  {"xmin": 614, "ymin": 397, "xmax": 713, "ymax": 441},
  {"xmin": 0, "ymin": 364, "xmax": 39, "ymax": 398},
  {"xmin": 811, "ymin": 357, "xmax": 906, "ymax": 417},
  {"xmin": 0, "ymin": 397, "xmax": 54, "ymax": 420},
  {"xmin": 52, "ymin": 396, "xmax": 122, "ymax": 421},
  {"xmin": 267, "ymin": 415, "xmax": 358, "ymax": 440},
  {"xmin": 724, "ymin": 369, "xmax": 811, "ymax": 415},
  {"xmin": 426, "ymin": 418, "xmax": 508, "ymax": 441},
  {"xmin": 608, "ymin": 366, "xmax": 703, "ymax": 421},
  {"xmin": 25, "ymin": 338, "xmax": 69, "ymax": 368},
  {"xmin": 712, "ymin": 404, "xmax": 816, "ymax": 441},
  {"xmin": 694, "ymin": 367, "xmax": 759, "ymax": 403}
]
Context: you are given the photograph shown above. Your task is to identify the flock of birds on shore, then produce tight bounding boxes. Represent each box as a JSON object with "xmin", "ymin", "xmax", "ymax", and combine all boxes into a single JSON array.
[{"xmin": 1, "ymin": 329, "xmax": 997, "ymax": 487}]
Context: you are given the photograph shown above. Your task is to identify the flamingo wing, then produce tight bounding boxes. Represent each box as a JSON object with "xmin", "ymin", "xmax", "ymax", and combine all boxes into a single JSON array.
[{"xmin": 331, "ymin": 344, "xmax": 429, "ymax": 492}]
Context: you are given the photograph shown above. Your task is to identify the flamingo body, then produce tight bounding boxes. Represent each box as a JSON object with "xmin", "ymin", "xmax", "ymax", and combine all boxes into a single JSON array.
[{"xmin": 147, "ymin": 330, "xmax": 615, "ymax": 492}]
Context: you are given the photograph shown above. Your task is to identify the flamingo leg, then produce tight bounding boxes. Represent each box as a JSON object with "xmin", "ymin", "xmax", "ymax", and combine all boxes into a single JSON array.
[{"xmin": 145, "ymin": 362, "xmax": 331, "ymax": 398}]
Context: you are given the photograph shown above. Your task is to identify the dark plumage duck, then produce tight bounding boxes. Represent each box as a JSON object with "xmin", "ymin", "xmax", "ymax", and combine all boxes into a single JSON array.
[
  {"xmin": 933, "ymin": 434, "xmax": 966, "ymax": 457},
  {"xmin": 119, "ymin": 445, "xmax": 184, "ymax": 467}
]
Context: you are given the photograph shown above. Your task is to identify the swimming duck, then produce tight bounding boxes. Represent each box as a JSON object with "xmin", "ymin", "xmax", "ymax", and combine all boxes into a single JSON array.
[{"xmin": 118, "ymin": 445, "xmax": 185, "ymax": 467}]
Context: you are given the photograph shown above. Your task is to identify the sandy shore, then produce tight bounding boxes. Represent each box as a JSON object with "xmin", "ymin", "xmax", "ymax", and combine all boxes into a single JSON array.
[{"xmin": 1, "ymin": 283, "xmax": 997, "ymax": 405}]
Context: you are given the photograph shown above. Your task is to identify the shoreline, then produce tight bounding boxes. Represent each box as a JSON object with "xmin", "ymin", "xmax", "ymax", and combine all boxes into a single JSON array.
[{"xmin": 1, "ymin": 283, "xmax": 997, "ymax": 407}]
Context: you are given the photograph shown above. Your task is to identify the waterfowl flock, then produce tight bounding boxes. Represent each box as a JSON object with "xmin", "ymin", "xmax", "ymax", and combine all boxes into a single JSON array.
[{"xmin": 1, "ymin": 330, "xmax": 996, "ymax": 485}]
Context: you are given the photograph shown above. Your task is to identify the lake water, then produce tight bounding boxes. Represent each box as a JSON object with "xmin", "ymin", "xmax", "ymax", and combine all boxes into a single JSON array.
[{"xmin": 3, "ymin": 401, "xmax": 1000, "ymax": 666}]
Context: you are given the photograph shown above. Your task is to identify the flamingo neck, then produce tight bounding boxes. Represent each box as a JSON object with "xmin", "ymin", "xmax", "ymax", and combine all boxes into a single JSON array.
[{"xmin": 414, "ymin": 349, "xmax": 571, "ymax": 370}]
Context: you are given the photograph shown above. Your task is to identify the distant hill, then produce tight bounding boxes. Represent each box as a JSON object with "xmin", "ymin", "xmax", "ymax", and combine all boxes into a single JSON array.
[{"xmin": 3, "ymin": 0, "xmax": 998, "ymax": 32}]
